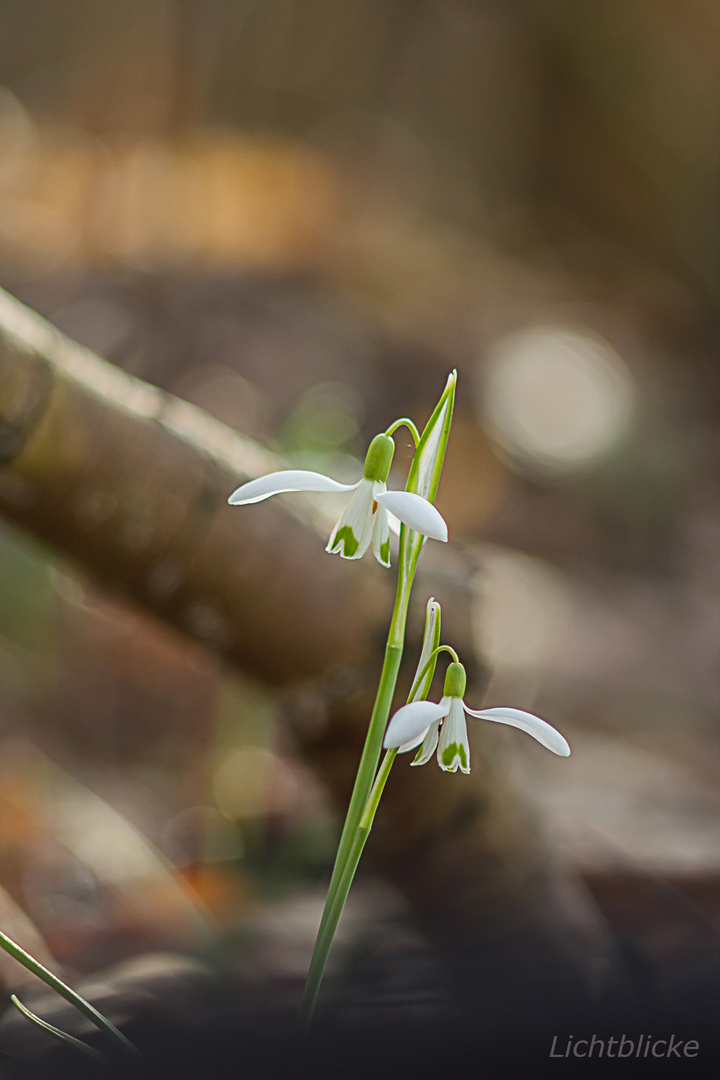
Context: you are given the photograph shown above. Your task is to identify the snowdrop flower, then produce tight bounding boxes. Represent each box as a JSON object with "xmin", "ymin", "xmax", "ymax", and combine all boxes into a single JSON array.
[
  {"xmin": 384, "ymin": 661, "xmax": 570, "ymax": 773},
  {"xmin": 228, "ymin": 434, "xmax": 447, "ymax": 567}
]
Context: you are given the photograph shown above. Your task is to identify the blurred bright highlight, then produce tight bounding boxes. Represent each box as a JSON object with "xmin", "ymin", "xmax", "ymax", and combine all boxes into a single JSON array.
[
  {"xmin": 472, "ymin": 545, "xmax": 574, "ymax": 674},
  {"xmin": 481, "ymin": 326, "xmax": 635, "ymax": 475}
]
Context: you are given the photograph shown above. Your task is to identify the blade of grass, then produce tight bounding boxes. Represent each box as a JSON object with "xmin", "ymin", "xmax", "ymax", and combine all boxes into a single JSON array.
[
  {"xmin": 0, "ymin": 932, "xmax": 138, "ymax": 1059},
  {"xmin": 10, "ymin": 996, "xmax": 105, "ymax": 1064}
]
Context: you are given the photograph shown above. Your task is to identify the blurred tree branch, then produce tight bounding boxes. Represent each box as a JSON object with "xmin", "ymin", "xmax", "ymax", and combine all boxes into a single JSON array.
[{"xmin": 0, "ymin": 286, "xmax": 612, "ymax": 987}]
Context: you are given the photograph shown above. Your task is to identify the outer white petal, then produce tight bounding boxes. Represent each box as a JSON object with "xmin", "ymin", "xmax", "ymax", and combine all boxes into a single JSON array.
[
  {"xmin": 369, "ymin": 481, "xmax": 403, "ymax": 536},
  {"xmin": 410, "ymin": 719, "xmax": 441, "ymax": 764},
  {"xmin": 397, "ymin": 726, "xmax": 429, "ymax": 754},
  {"xmin": 437, "ymin": 697, "xmax": 471, "ymax": 773},
  {"xmin": 464, "ymin": 705, "xmax": 571, "ymax": 757},
  {"xmin": 326, "ymin": 479, "xmax": 375, "ymax": 559},
  {"xmin": 384, "ymin": 699, "xmax": 449, "ymax": 749},
  {"xmin": 371, "ymin": 504, "xmax": 391, "ymax": 567},
  {"xmin": 374, "ymin": 489, "xmax": 448, "ymax": 542},
  {"xmin": 229, "ymin": 470, "xmax": 360, "ymax": 505}
]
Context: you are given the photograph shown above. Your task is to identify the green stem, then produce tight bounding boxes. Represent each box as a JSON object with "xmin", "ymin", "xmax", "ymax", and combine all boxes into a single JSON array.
[
  {"xmin": 0, "ymin": 932, "xmax": 138, "ymax": 1058},
  {"xmin": 407, "ymin": 645, "xmax": 459, "ymax": 702},
  {"xmin": 384, "ymin": 418, "xmax": 420, "ymax": 446},
  {"xmin": 297, "ymin": 551, "xmax": 416, "ymax": 1032},
  {"xmin": 360, "ymin": 748, "xmax": 397, "ymax": 829},
  {"xmin": 297, "ymin": 750, "xmax": 398, "ymax": 1033},
  {"xmin": 298, "ymin": 373, "xmax": 455, "ymax": 1033}
]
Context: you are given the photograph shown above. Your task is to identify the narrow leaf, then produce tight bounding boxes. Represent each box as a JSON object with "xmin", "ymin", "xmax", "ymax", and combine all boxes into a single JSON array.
[
  {"xmin": 399, "ymin": 372, "xmax": 456, "ymax": 578},
  {"xmin": 10, "ymin": 996, "xmax": 105, "ymax": 1063},
  {"xmin": 406, "ymin": 371, "xmax": 457, "ymax": 503}
]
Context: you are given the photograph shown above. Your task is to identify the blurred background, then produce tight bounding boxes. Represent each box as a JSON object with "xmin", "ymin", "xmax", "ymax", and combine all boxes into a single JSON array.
[{"xmin": 0, "ymin": 0, "xmax": 719, "ymax": 1063}]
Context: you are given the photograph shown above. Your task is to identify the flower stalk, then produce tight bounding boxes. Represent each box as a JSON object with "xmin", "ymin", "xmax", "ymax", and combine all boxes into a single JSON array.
[
  {"xmin": 227, "ymin": 368, "xmax": 572, "ymax": 1032},
  {"xmin": 297, "ymin": 375, "xmax": 456, "ymax": 1032},
  {"xmin": 296, "ymin": 559, "xmax": 410, "ymax": 1032}
]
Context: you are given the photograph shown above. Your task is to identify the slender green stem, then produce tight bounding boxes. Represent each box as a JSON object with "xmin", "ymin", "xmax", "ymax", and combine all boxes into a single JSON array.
[
  {"xmin": 359, "ymin": 749, "xmax": 397, "ymax": 829},
  {"xmin": 298, "ymin": 749, "xmax": 399, "ymax": 1033},
  {"xmin": 298, "ymin": 374, "xmax": 456, "ymax": 1033},
  {"xmin": 298, "ymin": 549, "xmax": 416, "ymax": 1032},
  {"xmin": 10, "ymin": 996, "xmax": 105, "ymax": 1064},
  {"xmin": 384, "ymin": 418, "xmax": 420, "ymax": 445},
  {"xmin": 298, "ymin": 826, "xmax": 368, "ymax": 1032},
  {"xmin": 0, "ymin": 932, "xmax": 138, "ymax": 1058},
  {"xmin": 407, "ymin": 645, "xmax": 459, "ymax": 702}
]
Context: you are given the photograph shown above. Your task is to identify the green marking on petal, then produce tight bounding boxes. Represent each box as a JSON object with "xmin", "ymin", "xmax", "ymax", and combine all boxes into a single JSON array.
[
  {"xmin": 380, "ymin": 539, "xmax": 390, "ymax": 564},
  {"xmin": 333, "ymin": 525, "xmax": 359, "ymax": 556},
  {"xmin": 441, "ymin": 743, "xmax": 468, "ymax": 770}
]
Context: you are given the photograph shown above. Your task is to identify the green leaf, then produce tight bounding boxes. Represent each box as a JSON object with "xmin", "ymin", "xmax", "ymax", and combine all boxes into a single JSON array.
[
  {"xmin": 406, "ymin": 371, "xmax": 456, "ymax": 503},
  {"xmin": 10, "ymin": 996, "xmax": 105, "ymax": 1063},
  {"xmin": 399, "ymin": 372, "xmax": 456, "ymax": 580},
  {"xmin": 408, "ymin": 598, "xmax": 442, "ymax": 703},
  {"xmin": 0, "ymin": 930, "xmax": 138, "ymax": 1058}
]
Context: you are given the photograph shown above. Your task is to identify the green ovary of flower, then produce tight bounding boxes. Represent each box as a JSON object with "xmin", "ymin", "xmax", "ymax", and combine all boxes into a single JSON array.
[
  {"xmin": 362, "ymin": 434, "xmax": 395, "ymax": 482},
  {"xmin": 443, "ymin": 662, "xmax": 467, "ymax": 699}
]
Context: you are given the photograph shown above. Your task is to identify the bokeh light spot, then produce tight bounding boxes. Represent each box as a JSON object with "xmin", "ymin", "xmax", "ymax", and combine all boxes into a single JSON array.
[{"xmin": 481, "ymin": 326, "xmax": 635, "ymax": 475}]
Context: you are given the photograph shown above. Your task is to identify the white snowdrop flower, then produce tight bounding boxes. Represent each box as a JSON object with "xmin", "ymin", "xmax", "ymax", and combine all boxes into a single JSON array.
[
  {"xmin": 384, "ymin": 661, "xmax": 570, "ymax": 774},
  {"xmin": 228, "ymin": 434, "xmax": 447, "ymax": 567}
]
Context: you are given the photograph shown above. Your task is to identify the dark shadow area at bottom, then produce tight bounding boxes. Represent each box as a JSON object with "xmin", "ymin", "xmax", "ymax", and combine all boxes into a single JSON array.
[{"xmin": 9, "ymin": 958, "xmax": 717, "ymax": 1080}]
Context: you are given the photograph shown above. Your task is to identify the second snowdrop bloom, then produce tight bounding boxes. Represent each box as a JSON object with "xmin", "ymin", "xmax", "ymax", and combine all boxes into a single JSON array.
[
  {"xmin": 228, "ymin": 433, "xmax": 447, "ymax": 567},
  {"xmin": 384, "ymin": 662, "xmax": 570, "ymax": 774}
]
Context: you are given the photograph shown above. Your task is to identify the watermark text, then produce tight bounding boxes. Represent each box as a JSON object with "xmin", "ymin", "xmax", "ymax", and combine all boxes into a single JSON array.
[{"xmin": 550, "ymin": 1034, "xmax": 698, "ymax": 1060}]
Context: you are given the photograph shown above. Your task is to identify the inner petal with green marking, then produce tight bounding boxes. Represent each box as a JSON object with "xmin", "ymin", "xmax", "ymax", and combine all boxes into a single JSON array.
[
  {"xmin": 371, "ymin": 501, "xmax": 392, "ymax": 568},
  {"xmin": 437, "ymin": 697, "xmax": 471, "ymax": 774},
  {"xmin": 441, "ymin": 742, "xmax": 468, "ymax": 772},
  {"xmin": 333, "ymin": 526, "xmax": 358, "ymax": 556},
  {"xmin": 326, "ymin": 479, "xmax": 375, "ymax": 560}
]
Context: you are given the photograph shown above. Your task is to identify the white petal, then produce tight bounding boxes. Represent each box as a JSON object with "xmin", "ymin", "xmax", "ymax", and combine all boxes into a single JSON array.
[
  {"xmin": 384, "ymin": 700, "xmax": 449, "ymax": 749},
  {"xmin": 464, "ymin": 705, "xmax": 571, "ymax": 757},
  {"xmin": 410, "ymin": 720, "xmax": 441, "ymax": 764},
  {"xmin": 398, "ymin": 726, "xmax": 429, "ymax": 754},
  {"xmin": 437, "ymin": 697, "xmax": 471, "ymax": 773},
  {"xmin": 370, "ymin": 482, "xmax": 405, "ymax": 536},
  {"xmin": 386, "ymin": 510, "xmax": 402, "ymax": 537},
  {"xmin": 371, "ymin": 505, "xmax": 391, "ymax": 567},
  {"xmin": 326, "ymin": 479, "xmax": 375, "ymax": 559},
  {"xmin": 374, "ymin": 490, "xmax": 448, "ymax": 542},
  {"xmin": 229, "ymin": 470, "xmax": 360, "ymax": 505}
]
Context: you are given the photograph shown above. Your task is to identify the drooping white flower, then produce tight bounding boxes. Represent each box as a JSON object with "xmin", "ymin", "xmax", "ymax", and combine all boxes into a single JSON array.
[
  {"xmin": 384, "ymin": 661, "xmax": 570, "ymax": 773},
  {"xmin": 228, "ymin": 434, "xmax": 447, "ymax": 567}
]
